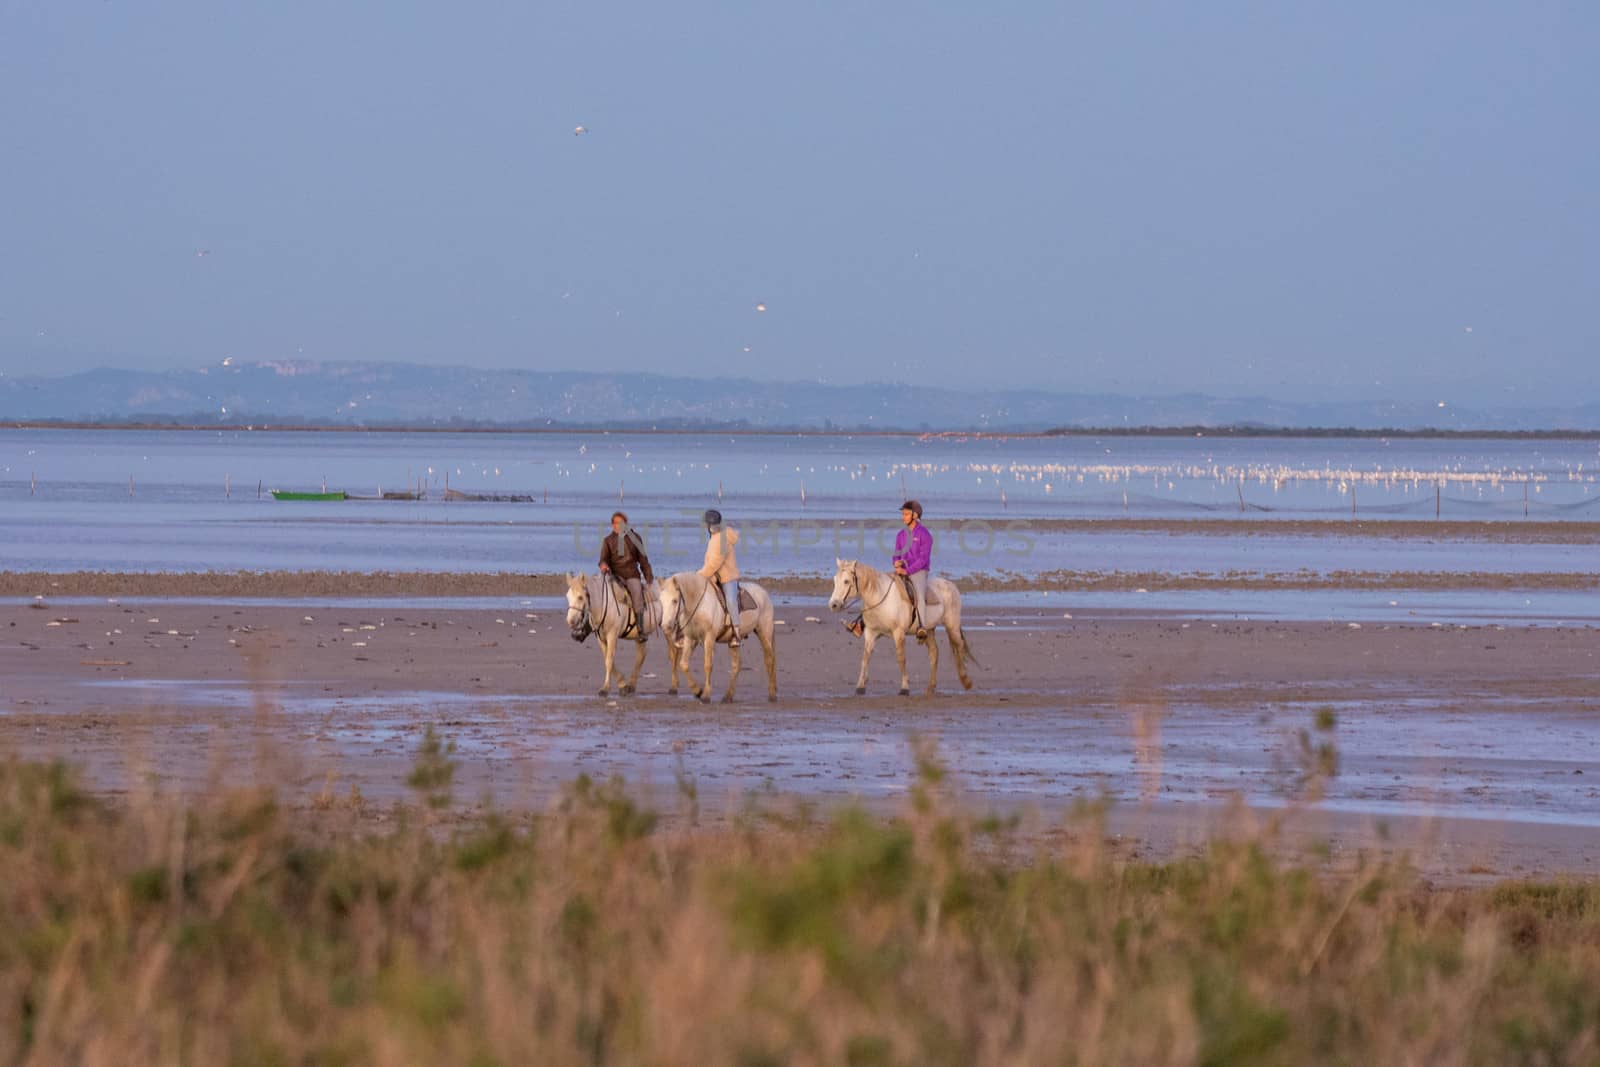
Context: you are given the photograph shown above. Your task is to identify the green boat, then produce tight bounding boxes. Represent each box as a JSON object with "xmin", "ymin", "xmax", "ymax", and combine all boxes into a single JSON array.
[{"xmin": 270, "ymin": 490, "xmax": 346, "ymax": 501}]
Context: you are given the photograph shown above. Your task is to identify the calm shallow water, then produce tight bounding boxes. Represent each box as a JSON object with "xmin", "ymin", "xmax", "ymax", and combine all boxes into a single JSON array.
[
  {"xmin": 4, "ymin": 428, "xmax": 1598, "ymax": 575},
  {"xmin": 41, "ymin": 678, "xmax": 1600, "ymax": 828}
]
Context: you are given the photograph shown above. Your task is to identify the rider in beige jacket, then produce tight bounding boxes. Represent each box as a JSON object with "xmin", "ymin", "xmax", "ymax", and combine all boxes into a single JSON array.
[{"xmin": 699, "ymin": 508, "xmax": 741, "ymax": 646}]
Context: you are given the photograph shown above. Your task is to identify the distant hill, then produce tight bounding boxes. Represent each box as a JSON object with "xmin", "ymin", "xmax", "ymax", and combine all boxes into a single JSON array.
[{"xmin": 2, "ymin": 360, "xmax": 1597, "ymax": 432}]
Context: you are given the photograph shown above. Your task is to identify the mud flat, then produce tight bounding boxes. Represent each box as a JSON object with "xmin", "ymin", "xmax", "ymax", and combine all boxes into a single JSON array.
[
  {"xmin": 5, "ymin": 565, "xmax": 1600, "ymax": 600},
  {"xmin": 4, "ymin": 585, "xmax": 1599, "ymax": 883}
]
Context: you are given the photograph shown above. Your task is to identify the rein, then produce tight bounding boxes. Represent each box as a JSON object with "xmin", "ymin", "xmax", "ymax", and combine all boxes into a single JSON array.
[
  {"xmin": 845, "ymin": 565, "xmax": 895, "ymax": 614},
  {"xmin": 584, "ymin": 575, "xmax": 614, "ymax": 632}
]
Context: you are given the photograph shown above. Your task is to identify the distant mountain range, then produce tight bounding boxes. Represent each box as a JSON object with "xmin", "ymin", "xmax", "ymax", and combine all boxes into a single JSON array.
[{"xmin": 3, "ymin": 360, "xmax": 1598, "ymax": 432}]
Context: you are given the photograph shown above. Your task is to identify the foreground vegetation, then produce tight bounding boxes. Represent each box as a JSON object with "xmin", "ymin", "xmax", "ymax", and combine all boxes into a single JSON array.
[{"xmin": 2, "ymin": 739, "xmax": 1597, "ymax": 1065}]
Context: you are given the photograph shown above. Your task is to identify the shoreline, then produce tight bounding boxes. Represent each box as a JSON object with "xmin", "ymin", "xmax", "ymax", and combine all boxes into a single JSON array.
[
  {"xmin": 8, "ymin": 420, "xmax": 1600, "ymax": 440},
  {"xmin": 5, "ymin": 567, "xmax": 1600, "ymax": 599},
  {"xmin": 4, "ymin": 597, "xmax": 1599, "ymax": 884}
]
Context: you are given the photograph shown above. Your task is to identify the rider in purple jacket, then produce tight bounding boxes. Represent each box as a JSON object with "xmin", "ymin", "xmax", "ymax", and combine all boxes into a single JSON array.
[{"xmin": 893, "ymin": 500, "xmax": 933, "ymax": 638}]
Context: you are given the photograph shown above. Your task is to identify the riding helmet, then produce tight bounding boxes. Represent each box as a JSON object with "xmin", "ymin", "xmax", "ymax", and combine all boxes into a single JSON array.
[
  {"xmin": 899, "ymin": 500, "xmax": 923, "ymax": 519},
  {"xmin": 703, "ymin": 508, "xmax": 723, "ymax": 526}
]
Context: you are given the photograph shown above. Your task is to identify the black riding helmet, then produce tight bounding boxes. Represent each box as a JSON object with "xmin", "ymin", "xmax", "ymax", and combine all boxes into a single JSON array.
[
  {"xmin": 703, "ymin": 508, "xmax": 723, "ymax": 527},
  {"xmin": 899, "ymin": 500, "xmax": 923, "ymax": 519}
]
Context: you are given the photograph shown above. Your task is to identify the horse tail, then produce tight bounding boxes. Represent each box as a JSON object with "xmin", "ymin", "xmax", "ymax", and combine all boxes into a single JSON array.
[{"xmin": 953, "ymin": 623, "xmax": 980, "ymax": 668}]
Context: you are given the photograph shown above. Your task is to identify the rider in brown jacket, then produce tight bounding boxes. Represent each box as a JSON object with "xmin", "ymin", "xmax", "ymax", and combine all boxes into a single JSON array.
[{"xmin": 599, "ymin": 511, "xmax": 654, "ymax": 643}]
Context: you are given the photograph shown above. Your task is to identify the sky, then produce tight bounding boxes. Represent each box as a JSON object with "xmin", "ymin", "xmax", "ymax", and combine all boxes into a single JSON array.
[{"xmin": 1, "ymin": 1, "xmax": 1596, "ymax": 406}]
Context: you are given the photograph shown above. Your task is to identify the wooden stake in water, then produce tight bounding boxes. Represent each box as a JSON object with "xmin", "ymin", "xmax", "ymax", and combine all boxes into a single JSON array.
[
  {"xmin": 800, "ymin": 480, "xmax": 806, "ymax": 508},
  {"xmin": 1436, "ymin": 483, "xmax": 1441, "ymax": 518},
  {"xmin": 619, "ymin": 480, "xmax": 625, "ymax": 503},
  {"xmin": 717, "ymin": 480, "xmax": 723, "ymax": 503},
  {"xmin": 1525, "ymin": 480, "xmax": 1529, "ymax": 517},
  {"xmin": 1236, "ymin": 481, "xmax": 1246, "ymax": 512},
  {"xmin": 31, "ymin": 470, "xmax": 35, "ymax": 496},
  {"xmin": 257, "ymin": 480, "xmax": 262, "ymax": 500},
  {"xmin": 225, "ymin": 473, "xmax": 230, "ymax": 498},
  {"xmin": 1351, "ymin": 485, "xmax": 1356, "ymax": 518},
  {"xmin": 322, "ymin": 475, "xmax": 327, "ymax": 494},
  {"xmin": 129, "ymin": 475, "xmax": 134, "ymax": 498}
]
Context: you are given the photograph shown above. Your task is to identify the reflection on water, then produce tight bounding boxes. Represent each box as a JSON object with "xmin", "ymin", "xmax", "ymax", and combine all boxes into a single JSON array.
[
  {"xmin": 53, "ymin": 678, "xmax": 1600, "ymax": 828},
  {"xmin": 4, "ymin": 428, "xmax": 1598, "ymax": 574}
]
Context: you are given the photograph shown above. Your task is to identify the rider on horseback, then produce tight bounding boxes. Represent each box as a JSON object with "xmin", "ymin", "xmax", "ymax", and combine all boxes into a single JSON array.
[
  {"xmin": 599, "ymin": 510, "xmax": 654, "ymax": 644},
  {"xmin": 893, "ymin": 500, "xmax": 933, "ymax": 639},
  {"xmin": 699, "ymin": 508, "xmax": 742, "ymax": 648}
]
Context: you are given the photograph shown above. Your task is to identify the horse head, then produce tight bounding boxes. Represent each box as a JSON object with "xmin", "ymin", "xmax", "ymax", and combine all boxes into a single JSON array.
[
  {"xmin": 828, "ymin": 559, "xmax": 857, "ymax": 612},
  {"xmin": 658, "ymin": 576, "xmax": 683, "ymax": 633},
  {"xmin": 565, "ymin": 573, "xmax": 590, "ymax": 634}
]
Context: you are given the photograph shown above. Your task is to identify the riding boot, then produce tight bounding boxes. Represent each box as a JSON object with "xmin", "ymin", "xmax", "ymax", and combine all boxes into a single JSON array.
[{"xmin": 721, "ymin": 580, "xmax": 741, "ymax": 647}]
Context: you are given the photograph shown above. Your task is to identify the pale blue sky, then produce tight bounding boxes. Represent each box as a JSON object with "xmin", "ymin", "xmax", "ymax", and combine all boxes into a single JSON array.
[{"xmin": 2, "ymin": 1, "xmax": 1595, "ymax": 404}]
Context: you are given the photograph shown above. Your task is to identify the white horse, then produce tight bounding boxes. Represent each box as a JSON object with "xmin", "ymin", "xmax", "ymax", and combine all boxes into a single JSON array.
[
  {"xmin": 565, "ymin": 573, "xmax": 675, "ymax": 697},
  {"xmin": 827, "ymin": 558, "xmax": 975, "ymax": 696},
  {"xmin": 658, "ymin": 572, "xmax": 778, "ymax": 703}
]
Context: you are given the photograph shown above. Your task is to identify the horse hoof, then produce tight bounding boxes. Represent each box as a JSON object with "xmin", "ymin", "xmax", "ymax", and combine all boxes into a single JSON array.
[
  {"xmin": 597, "ymin": 689, "xmax": 609, "ymax": 698},
  {"xmin": 854, "ymin": 687, "xmax": 866, "ymax": 696},
  {"xmin": 699, "ymin": 694, "xmax": 711, "ymax": 705},
  {"xmin": 768, "ymin": 694, "xmax": 777, "ymax": 703},
  {"xmin": 668, "ymin": 687, "xmax": 678, "ymax": 697},
  {"xmin": 962, "ymin": 678, "xmax": 974, "ymax": 690},
  {"xmin": 620, "ymin": 685, "xmax": 634, "ymax": 696},
  {"xmin": 898, "ymin": 688, "xmax": 910, "ymax": 697},
  {"xmin": 720, "ymin": 694, "xmax": 734, "ymax": 705}
]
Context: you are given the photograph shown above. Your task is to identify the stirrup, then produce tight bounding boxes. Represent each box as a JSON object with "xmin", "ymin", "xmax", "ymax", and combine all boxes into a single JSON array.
[{"xmin": 843, "ymin": 617, "xmax": 864, "ymax": 638}]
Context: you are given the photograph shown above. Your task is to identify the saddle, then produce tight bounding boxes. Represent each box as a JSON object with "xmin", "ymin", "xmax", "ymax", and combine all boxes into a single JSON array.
[
  {"xmin": 897, "ymin": 573, "xmax": 940, "ymax": 631},
  {"xmin": 712, "ymin": 584, "xmax": 756, "ymax": 639},
  {"xmin": 609, "ymin": 577, "xmax": 652, "ymax": 637},
  {"xmin": 712, "ymin": 584, "xmax": 756, "ymax": 614}
]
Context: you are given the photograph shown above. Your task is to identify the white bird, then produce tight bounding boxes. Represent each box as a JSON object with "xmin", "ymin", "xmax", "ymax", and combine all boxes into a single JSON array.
[
  {"xmin": 754, "ymin": 303, "xmax": 767, "ymax": 312},
  {"xmin": 573, "ymin": 125, "xmax": 587, "ymax": 136}
]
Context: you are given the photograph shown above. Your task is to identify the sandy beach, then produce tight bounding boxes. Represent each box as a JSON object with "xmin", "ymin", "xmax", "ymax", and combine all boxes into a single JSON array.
[{"xmin": 4, "ymin": 579, "xmax": 1598, "ymax": 883}]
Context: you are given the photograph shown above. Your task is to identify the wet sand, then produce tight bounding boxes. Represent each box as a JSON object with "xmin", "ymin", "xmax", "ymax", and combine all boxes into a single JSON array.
[
  {"xmin": 4, "ymin": 588, "xmax": 1598, "ymax": 883},
  {"xmin": 5, "ymin": 565, "xmax": 1599, "ymax": 599}
]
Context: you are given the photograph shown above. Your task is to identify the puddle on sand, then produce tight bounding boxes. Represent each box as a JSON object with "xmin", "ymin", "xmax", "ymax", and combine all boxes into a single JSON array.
[
  {"xmin": 14, "ymin": 588, "xmax": 1600, "ymax": 628},
  {"xmin": 55, "ymin": 679, "xmax": 1600, "ymax": 828}
]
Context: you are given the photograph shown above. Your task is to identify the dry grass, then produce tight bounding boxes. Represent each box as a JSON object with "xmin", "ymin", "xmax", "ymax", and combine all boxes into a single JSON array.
[{"xmin": 2, "ymin": 737, "xmax": 1598, "ymax": 1066}]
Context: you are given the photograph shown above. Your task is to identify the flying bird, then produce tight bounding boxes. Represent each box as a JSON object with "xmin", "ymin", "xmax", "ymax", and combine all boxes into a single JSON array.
[
  {"xmin": 755, "ymin": 303, "xmax": 767, "ymax": 312},
  {"xmin": 573, "ymin": 125, "xmax": 587, "ymax": 136}
]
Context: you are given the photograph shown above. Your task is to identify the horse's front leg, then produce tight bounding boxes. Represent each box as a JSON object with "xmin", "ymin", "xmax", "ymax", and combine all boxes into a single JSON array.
[
  {"xmin": 699, "ymin": 638, "xmax": 715, "ymax": 704},
  {"xmin": 855, "ymin": 630, "xmax": 878, "ymax": 695},
  {"xmin": 665, "ymin": 633, "xmax": 682, "ymax": 696},
  {"xmin": 598, "ymin": 634, "xmax": 616, "ymax": 697},
  {"xmin": 893, "ymin": 631, "xmax": 910, "ymax": 696},
  {"xmin": 925, "ymin": 629, "xmax": 940, "ymax": 696},
  {"xmin": 722, "ymin": 640, "xmax": 741, "ymax": 703}
]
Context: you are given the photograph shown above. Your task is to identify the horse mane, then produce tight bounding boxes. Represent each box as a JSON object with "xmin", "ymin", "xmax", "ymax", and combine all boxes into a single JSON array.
[{"xmin": 850, "ymin": 560, "xmax": 889, "ymax": 588}]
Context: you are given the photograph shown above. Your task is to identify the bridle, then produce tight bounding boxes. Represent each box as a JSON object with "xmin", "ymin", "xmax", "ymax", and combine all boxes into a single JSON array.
[
  {"xmin": 576, "ymin": 575, "xmax": 615, "ymax": 632},
  {"xmin": 666, "ymin": 576, "xmax": 713, "ymax": 639},
  {"xmin": 838, "ymin": 564, "xmax": 894, "ymax": 613}
]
